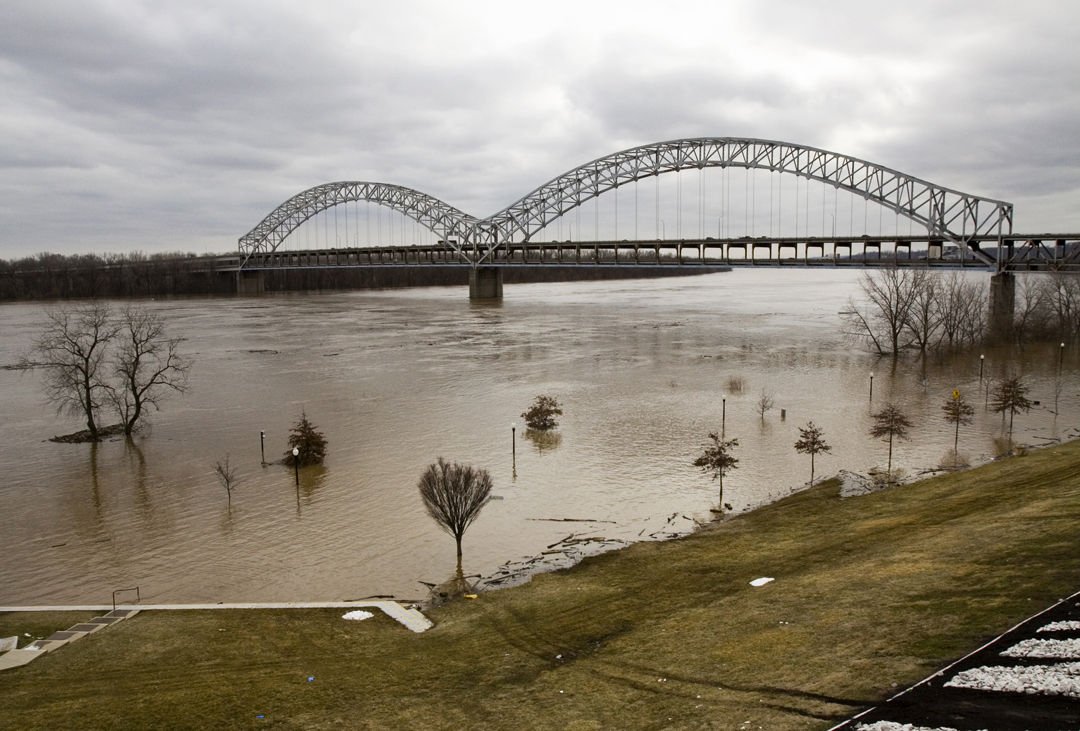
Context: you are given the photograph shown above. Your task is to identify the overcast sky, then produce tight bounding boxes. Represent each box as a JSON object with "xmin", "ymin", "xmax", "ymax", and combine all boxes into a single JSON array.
[{"xmin": 2, "ymin": 0, "xmax": 1078, "ymax": 258}]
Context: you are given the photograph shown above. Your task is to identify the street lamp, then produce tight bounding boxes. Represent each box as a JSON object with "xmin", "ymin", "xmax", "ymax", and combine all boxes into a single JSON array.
[
  {"xmin": 979, "ymin": 354, "xmax": 985, "ymax": 381},
  {"xmin": 260, "ymin": 430, "xmax": 266, "ymax": 465},
  {"xmin": 721, "ymin": 394, "xmax": 727, "ymax": 438},
  {"xmin": 292, "ymin": 447, "xmax": 299, "ymax": 486},
  {"xmin": 869, "ymin": 372, "xmax": 874, "ymax": 402},
  {"xmin": 1060, "ymin": 342, "xmax": 1066, "ymax": 373},
  {"xmin": 511, "ymin": 422, "xmax": 517, "ymax": 478}
]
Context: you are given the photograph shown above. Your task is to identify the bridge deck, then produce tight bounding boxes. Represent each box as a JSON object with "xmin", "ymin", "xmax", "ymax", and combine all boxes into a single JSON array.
[{"xmin": 228, "ymin": 234, "xmax": 1080, "ymax": 273}]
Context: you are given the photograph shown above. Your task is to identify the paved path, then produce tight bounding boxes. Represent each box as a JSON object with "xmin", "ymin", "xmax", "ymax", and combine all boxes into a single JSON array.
[
  {"xmin": 831, "ymin": 590, "xmax": 1080, "ymax": 730},
  {"xmin": 0, "ymin": 600, "xmax": 433, "ymax": 672},
  {"xmin": 0, "ymin": 601, "xmax": 432, "ymax": 633}
]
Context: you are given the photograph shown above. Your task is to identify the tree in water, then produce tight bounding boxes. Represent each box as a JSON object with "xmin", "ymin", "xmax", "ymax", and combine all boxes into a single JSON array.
[
  {"xmin": 22, "ymin": 303, "xmax": 118, "ymax": 439},
  {"xmin": 794, "ymin": 421, "xmax": 831, "ymax": 484},
  {"xmin": 755, "ymin": 389, "xmax": 775, "ymax": 421},
  {"xmin": 990, "ymin": 376, "xmax": 1033, "ymax": 449},
  {"xmin": 840, "ymin": 268, "xmax": 924, "ymax": 355},
  {"xmin": 521, "ymin": 395, "xmax": 562, "ymax": 431},
  {"xmin": 418, "ymin": 458, "xmax": 493, "ymax": 572},
  {"xmin": 869, "ymin": 403, "xmax": 913, "ymax": 479},
  {"xmin": 693, "ymin": 433, "xmax": 739, "ymax": 513},
  {"xmin": 941, "ymin": 390, "xmax": 975, "ymax": 468},
  {"xmin": 110, "ymin": 307, "xmax": 191, "ymax": 435},
  {"xmin": 285, "ymin": 411, "xmax": 328, "ymax": 466},
  {"xmin": 214, "ymin": 455, "xmax": 239, "ymax": 504}
]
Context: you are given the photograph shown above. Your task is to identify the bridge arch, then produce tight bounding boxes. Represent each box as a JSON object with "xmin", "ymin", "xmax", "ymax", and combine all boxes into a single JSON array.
[
  {"xmin": 238, "ymin": 182, "xmax": 478, "ymax": 266},
  {"xmin": 476, "ymin": 137, "xmax": 1013, "ymax": 259}
]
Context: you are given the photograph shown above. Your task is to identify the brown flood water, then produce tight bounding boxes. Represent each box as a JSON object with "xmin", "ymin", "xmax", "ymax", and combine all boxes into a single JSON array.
[{"xmin": 0, "ymin": 269, "xmax": 1076, "ymax": 604}]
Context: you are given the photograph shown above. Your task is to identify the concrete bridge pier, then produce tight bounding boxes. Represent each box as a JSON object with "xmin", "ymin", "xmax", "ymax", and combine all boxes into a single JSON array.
[
  {"xmin": 988, "ymin": 271, "xmax": 1015, "ymax": 342},
  {"xmin": 469, "ymin": 266, "xmax": 503, "ymax": 300},
  {"xmin": 235, "ymin": 270, "xmax": 265, "ymax": 295}
]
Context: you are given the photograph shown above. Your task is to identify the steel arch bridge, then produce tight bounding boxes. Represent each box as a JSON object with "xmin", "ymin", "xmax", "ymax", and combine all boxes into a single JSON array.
[{"xmin": 238, "ymin": 137, "xmax": 1014, "ymax": 268}]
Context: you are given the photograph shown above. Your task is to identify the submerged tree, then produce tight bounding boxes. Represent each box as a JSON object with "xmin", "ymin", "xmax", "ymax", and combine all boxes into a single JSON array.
[
  {"xmin": 990, "ymin": 376, "xmax": 1033, "ymax": 447},
  {"xmin": 693, "ymin": 433, "xmax": 739, "ymax": 512},
  {"xmin": 869, "ymin": 403, "xmax": 913, "ymax": 478},
  {"xmin": 941, "ymin": 390, "xmax": 975, "ymax": 467},
  {"xmin": 285, "ymin": 411, "xmax": 328, "ymax": 466},
  {"xmin": 755, "ymin": 389, "xmax": 775, "ymax": 421},
  {"xmin": 418, "ymin": 458, "xmax": 493, "ymax": 570},
  {"xmin": 214, "ymin": 455, "xmax": 239, "ymax": 504},
  {"xmin": 22, "ymin": 303, "xmax": 119, "ymax": 439},
  {"xmin": 521, "ymin": 394, "xmax": 563, "ymax": 431},
  {"xmin": 109, "ymin": 307, "xmax": 191, "ymax": 435},
  {"xmin": 794, "ymin": 421, "xmax": 831, "ymax": 484}
]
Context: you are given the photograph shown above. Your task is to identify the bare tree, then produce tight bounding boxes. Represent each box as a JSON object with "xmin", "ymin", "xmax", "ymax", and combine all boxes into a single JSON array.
[
  {"xmin": 869, "ymin": 403, "xmax": 913, "ymax": 478},
  {"xmin": 755, "ymin": 389, "xmax": 775, "ymax": 421},
  {"xmin": 110, "ymin": 307, "xmax": 191, "ymax": 434},
  {"xmin": 22, "ymin": 303, "xmax": 119, "ymax": 439},
  {"xmin": 794, "ymin": 421, "xmax": 831, "ymax": 484},
  {"xmin": 935, "ymin": 272, "xmax": 986, "ymax": 349},
  {"xmin": 841, "ymin": 268, "xmax": 923, "ymax": 355},
  {"xmin": 418, "ymin": 458, "xmax": 493, "ymax": 570},
  {"xmin": 941, "ymin": 391, "xmax": 975, "ymax": 468},
  {"xmin": 904, "ymin": 271, "xmax": 940, "ymax": 352},
  {"xmin": 214, "ymin": 455, "xmax": 239, "ymax": 504},
  {"xmin": 990, "ymin": 376, "xmax": 1033, "ymax": 448},
  {"xmin": 693, "ymin": 433, "xmax": 739, "ymax": 512}
]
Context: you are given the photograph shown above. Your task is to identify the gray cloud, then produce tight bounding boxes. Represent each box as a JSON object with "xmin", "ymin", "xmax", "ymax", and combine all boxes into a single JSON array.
[{"xmin": 1, "ymin": 0, "xmax": 1078, "ymax": 258}]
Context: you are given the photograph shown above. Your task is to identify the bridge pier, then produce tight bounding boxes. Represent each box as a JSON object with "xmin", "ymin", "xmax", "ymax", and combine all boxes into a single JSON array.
[
  {"xmin": 235, "ymin": 270, "xmax": 265, "ymax": 295},
  {"xmin": 469, "ymin": 266, "xmax": 503, "ymax": 300},
  {"xmin": 988, "ymin": 271, "xmax": 1015, "ymax": 342}
]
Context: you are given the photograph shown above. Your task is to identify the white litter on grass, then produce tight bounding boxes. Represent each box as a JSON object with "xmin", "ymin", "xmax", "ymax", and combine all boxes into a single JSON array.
[
  {"xmin": 1039, "ymin": 620, "xmax": 1080, "ymax": 633},
  {"xmin": 341, "ymin": 610, "xmax": 374, "ymax": 621},
  {"xmin": 944, "ymin": 661, "xmax": 1080, "ymax": 698},
  {"xmin": 1000, "ymin": 638, "xmax": 1080, "ymax": 659},
  {"xmin": 749, "ymin": 577, "xmax": 774, "ymax": 587}
]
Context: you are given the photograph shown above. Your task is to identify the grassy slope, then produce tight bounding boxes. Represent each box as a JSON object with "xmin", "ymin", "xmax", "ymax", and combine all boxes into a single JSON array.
[{"xmin": 2, "ymin": 441, "xmax": 1079, "ymax": 730}]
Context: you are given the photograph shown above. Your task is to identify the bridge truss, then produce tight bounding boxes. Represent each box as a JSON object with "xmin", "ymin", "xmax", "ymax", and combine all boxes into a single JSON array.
[{"xmin": 239, "ymin": 137, "xmax": 1015, "ymax": 268}]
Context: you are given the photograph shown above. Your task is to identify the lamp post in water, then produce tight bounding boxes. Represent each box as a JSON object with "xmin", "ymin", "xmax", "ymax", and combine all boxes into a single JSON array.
[
  {"xmin": 292, "ymin": 447, "xmax": 299, "ymax": 486},
  {"xmin": 721, "ymin": 394, "xmax": 727, "ymax": 438},
  {"xmin": 869, "ymin": 372, "xmax": 874, "ymax": 403},
  {"xmin": 511, "ymin": 422, "xmax": 517, "ymax": 479}
]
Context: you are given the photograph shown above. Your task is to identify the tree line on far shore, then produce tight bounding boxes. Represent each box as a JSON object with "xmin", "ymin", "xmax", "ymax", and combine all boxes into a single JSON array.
[{"xmin": 0, "ymin": 250, "xmax": 706, "ymax": 301}]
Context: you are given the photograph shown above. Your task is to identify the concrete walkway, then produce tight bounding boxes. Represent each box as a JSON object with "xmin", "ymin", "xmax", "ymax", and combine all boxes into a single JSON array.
[
  {"xmin": 0, "ymin": 600, "xmax": 433, "ymax": 672},
  {"xmin": 0, "ymin": 608, "xmax": 140, "ymax": 671}
]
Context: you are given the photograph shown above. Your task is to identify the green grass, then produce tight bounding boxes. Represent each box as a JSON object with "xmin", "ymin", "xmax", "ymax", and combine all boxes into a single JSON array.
[{"xmin": 2, "ymin": 441, "xmax": 1080, "ymax": 730}]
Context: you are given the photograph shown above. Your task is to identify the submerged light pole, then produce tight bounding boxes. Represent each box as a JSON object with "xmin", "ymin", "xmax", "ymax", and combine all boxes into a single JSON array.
[
  {"xmin": 292, "ymin": 446, "xmax": 299, "ymax": 486},
  {"xmin": 511, "ymin": 422, "xmax": 517, "ymax": 478},
  {"xmin": 869, "ymin": 372, "xmax": 874, "ymax": 403},
  {"xmin": 721, "ymin": 394, "xmax": 727, "ymax": 438}
]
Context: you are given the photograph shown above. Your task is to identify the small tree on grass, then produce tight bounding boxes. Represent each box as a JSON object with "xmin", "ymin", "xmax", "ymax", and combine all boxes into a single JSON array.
[
  {"xmin": 869, "ymin": 403, "xmax": 913, "ymax": 479},
  {"xmin": 418, "ymin": 458, "xmax": 493, "ymax": 571},
  {"xmin": 693, "ymin": 433, "xmax": 738, "ymax": 512},
  {"xmin": 941, "ymin": 390, "xmax": 975, "ymax": 468},
  {"xmin": 794, "ymin": 421, "xmax": 831, "ymax": 484},
  {"xmin": 990, "ymin": 376, "xmax": 1033, "ymax": 448},
  {"xmin": 285, "ymin": 411, "xmax": 327, "ymax": 466},
  {"xmin": 521, "ymin": 395, "xmax": 562, "ymax": 431},
  {"xmin": 214, "ymin": 455, "xmax": 239, "ymax": 504}
]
